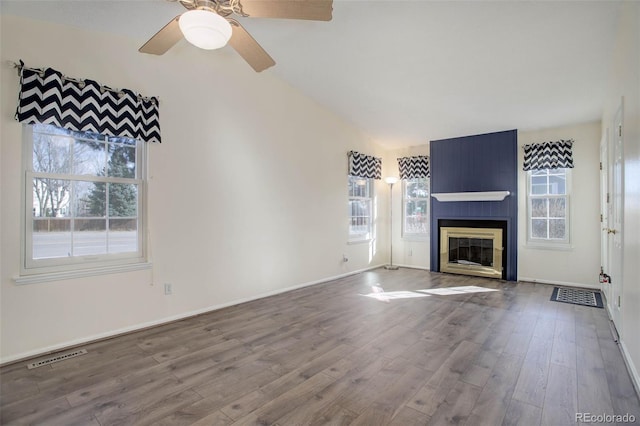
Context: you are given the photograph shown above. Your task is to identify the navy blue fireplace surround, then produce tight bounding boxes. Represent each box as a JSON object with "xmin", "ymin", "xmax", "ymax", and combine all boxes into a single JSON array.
[{"xmin": 430, "ymin": 129, "xmax": 518, "ymax": 281}]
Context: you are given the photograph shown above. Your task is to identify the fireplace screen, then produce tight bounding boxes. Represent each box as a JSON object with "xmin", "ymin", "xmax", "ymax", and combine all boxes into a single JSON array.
[
  {"xmin": 440, "ymin": 227, "xmax": 503, "ymax": 279},
  {"xmin": 448, "ymin": 237, "xmax": 494, "ymax": 267}
]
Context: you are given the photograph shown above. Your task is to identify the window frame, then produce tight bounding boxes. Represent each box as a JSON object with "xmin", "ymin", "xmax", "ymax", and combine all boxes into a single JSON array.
[
  {"xmin": 526, "ymin": 168, "xmax": 571, "ymax": 247},
  {"xmin": 402, "ymin": 177, "xmax": 430, "ymax": 240},
  {"xmin": 348, "ymin": 176, "xmax": 373, "ymax": 243},
  {"xmin": 20, "ymin": 124, "xmax": 148, "ymax": 278}
]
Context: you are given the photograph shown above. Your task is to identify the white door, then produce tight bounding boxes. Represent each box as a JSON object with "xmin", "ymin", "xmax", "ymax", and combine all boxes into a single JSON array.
[{"xmin": 608, "ymin": 100, "xmax": 624, "ymax": 331}]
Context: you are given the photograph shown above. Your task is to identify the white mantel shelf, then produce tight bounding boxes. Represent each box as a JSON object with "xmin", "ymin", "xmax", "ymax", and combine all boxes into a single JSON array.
[{"xmin": 431, "ymin": 191, "xmax": 511, "ymax": 202}]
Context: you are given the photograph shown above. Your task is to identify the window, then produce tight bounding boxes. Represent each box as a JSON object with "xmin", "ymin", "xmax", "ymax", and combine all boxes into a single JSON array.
[
  {"xmin": 348, "ymin": 176, "xmax": 373, "ymax": 241},
  {"xmin": 527, "ymin": 168, "xmax": 569, "ymax": 244},
  {"xmin": 23, "ymin": 123, "xmax": 146, "ymax": 274},
  {"xmin": 403, "ymin": 178, "xmax": 429, "ymax": 238}
]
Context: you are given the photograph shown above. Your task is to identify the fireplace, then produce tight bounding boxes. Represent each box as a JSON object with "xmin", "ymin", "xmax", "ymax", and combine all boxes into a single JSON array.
[
  {"xmin": 440, "ymin": 227, "xmax": 503, "ymax": 279},
  {"xmin": 437, "ymin": 219, "xmax": 509, "ymax": 280},
  {"xmin": 430, "ymin": 130, "xmax": 518, "ymax": 281}
]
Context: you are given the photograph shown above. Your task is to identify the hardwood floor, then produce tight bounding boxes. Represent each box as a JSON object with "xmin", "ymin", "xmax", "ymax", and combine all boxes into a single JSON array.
[{"xmin": 2, "ymin": 268, "xmax": 639, "ymax": 425}]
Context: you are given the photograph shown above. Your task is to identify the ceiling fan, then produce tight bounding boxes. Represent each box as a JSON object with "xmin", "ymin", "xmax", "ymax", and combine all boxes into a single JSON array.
[{"xmin": 139, "ymin": 0, "xmax": 333, "ymax": 72}]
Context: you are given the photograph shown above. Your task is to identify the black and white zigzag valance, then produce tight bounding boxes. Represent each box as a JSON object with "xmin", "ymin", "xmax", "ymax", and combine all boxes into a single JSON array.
[
  {"xmin": 398, "ymin": 156, "xmax": 430, "ymax": 179},
  {"xmin": 14, "ymin": 61, "xmax": 161, "ymax": 143},
  {"xmin": 348, "ymin": 151, "xmax": 382, "ymax": 179},
  {"xmin": 523, "ymin": 139, "xmax": 574, "ymax": 171}
]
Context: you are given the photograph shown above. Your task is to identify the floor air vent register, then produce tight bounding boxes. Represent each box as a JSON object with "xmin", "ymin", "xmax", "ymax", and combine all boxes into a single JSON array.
[{"xmin": 27, "ymin": 349, "xmax": 88, "ymax": 369}]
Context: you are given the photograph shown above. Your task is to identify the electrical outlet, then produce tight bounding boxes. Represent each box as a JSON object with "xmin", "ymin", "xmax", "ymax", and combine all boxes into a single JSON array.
[
  {"xmin": 342, "ymin": 254, "xmax": 349, "ymax": 262},
  {"xmin": 408, "ymin": 249, "xmax": 413, "ymax": 257},
  {"xmin": 164, "ymin": 283, "xmax": 172, "ymax": 295}
]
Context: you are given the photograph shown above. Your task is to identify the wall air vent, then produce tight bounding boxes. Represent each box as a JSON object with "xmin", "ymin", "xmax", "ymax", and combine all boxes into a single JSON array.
[{"xmin": 27, "ymin": 349, "xmax": 88, "ymax": 369}]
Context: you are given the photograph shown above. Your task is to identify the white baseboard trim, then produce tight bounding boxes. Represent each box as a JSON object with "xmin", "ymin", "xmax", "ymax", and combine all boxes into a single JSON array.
[
  {"xmin": 517, "ymin": 276, "xmax": 600, "ymax": 290},
  {"xmin": 619, "ymin": 339, "xmax": 640, "ymax": 399},
  {"xmin": 394, "ymin": 264, "xmax": 430, "ymax": 271},
  {"xmin": 1, "ymin": 264, "xmax": 384, "ymax": 366}
]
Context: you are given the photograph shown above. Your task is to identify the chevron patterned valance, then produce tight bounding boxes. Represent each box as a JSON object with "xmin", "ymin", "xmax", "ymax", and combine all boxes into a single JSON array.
[
  {"xmin": 523, "ymin": 140, "xmax": 574, "ymax": 171},
  {"xmin": 14, "ymin": 62, "xmax": 161, "ymax": 143},
  {"xmin": 398, "ymin": 156, "xmax": 430, "ymax": 179},
  {"xmin": 348, "ymin": 151, "xmax": 382, "ymax": 179}
]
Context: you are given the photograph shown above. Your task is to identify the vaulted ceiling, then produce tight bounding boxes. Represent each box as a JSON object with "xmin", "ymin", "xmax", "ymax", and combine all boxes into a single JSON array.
[{"xmin": 1, "ymin": 0, "xmax": 622, "ymax": 148}]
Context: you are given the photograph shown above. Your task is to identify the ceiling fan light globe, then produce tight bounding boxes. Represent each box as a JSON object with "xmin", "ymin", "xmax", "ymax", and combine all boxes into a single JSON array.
[{"xmin": 179, "ymin": 10, "xmax": 232, "ymax": 50}]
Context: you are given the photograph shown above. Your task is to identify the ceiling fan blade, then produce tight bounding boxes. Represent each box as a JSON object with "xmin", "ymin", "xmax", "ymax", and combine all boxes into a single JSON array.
[
  {"xmin": 228, "ymin": 21, "xmax": 276, "ymax": 72},
  {"xmin": 139, "ymin": 16, "xmax": 183, "ymax": 55},
  {"xmin": 240, "ymin": 0, "xmax": 333, "ymax": 21}
]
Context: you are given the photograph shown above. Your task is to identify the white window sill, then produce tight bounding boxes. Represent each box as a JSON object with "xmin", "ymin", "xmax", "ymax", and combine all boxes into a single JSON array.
[
  {"xmin": 403, "ymin": 235, "xmax": 429, "ymax": 242},
  {"xmin": 348, "ymin": 238, "xmax": 373, "ymax": 245},
  {"xmin": 15, "ymin": 262, "xmax": 153, "ymax": 285},
  {"xmin": 524, "ymin": 241, "xmax": 573, "ymax": 251}
]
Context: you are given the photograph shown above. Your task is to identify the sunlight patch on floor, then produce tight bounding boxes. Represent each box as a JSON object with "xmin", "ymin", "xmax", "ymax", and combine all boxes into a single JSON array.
[
  {"xmin": 360, "ymin": 285, "xmax": 499, "ymax": 303},
  {"xmin": 361, "ymin": 290, "xmax": 431, "ymax": 302},
  {"xmin": 360, "ymin": 285, "xmax": 431, "ymax": 302},
  {"xmin": 417, "ymin": 286, "xmax": 499, "ymax": 296}
]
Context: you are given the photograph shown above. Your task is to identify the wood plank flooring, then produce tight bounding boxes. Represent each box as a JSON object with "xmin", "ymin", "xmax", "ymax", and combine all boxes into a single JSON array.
[{"xmin": 2, "ymin": 269, "xmax": 639, "ymax": 425}]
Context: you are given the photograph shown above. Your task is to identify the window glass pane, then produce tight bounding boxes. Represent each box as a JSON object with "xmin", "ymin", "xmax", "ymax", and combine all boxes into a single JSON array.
[
  {"xmin": 531, "ymin": 175, "xmax": 548, "ymax": 195},
  {"xmin": 32, "ymin": 218, "xmax": 71, "ymax": 259},
  {"xmin": 405, "ymin": 200, "xmax": 428, "ymax": 234},
  {"xmin": 530, "ymin": 198, "xmax": 547, "ymax": 218},
  {"xmin": 549, "ymin": 219, "xmax": 566, "ymax": 239},
  {"xmin": 349, "ymin": 198, "xmax": 370, "ymax": 236},
  {"xmin": 109, "ymin": 219, "xmax": 138, "ymax": 253},
  {"xmin": 406, "ymin": 180, "xmax": 428, "ymax": 198},
  {"xmin": 73, "ymin": 139, "xmax": 105, "ymax": 175},
  {"xmin": 76, "ymin": 181, "xmax": 106, "ymax": 217},
  {"xmin": 109, "ymin": 184, "xmax": 138, "ymax": 217},
  {"xmin": 349, "ymin": 177, "xmax": 369, "ymax": 198},
  {"xmin": 67, "ymin": 127, "xmax": 102, "ymax": 141},
  {"xmin": 108, "ymin": 144, "xmax": 136, "ymax": 178},
  {"xmin": 32, "ymin": 134, "xmax": 72, "ymax": 174},
  {"xmin": 549, "ymin": 174, "xmax": 566, "ymax": 195},
  {"xmin": 531, "ymin": 219, "xmax": 548, "ymax": 239},
  {"xmin": 32, "ymin": 178, "xmax": 71, "ymax": 218},
  {"xmin": 73, "ymin": 219, "xmax": 107, "ymax": 255},
  {"xmin": 549, "ymin": 198, "xmax": 566, "ymax": 218},
  {"xmin": 108, "ymin": 135, "xmax": 137, "ymax": 146}
]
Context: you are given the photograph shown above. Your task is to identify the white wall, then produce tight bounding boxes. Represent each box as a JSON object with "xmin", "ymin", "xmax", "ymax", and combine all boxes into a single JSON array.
[
  {"xmin": 0, "ymin": 15, "xmax": 389, "ymax": 363},
  {"xmin": 602, "ymin": 1, "xmax": 640, "ymax": 391},
  {"xmin": 517, "ymin": 122, "xmax": 602, "ymax": 288}
]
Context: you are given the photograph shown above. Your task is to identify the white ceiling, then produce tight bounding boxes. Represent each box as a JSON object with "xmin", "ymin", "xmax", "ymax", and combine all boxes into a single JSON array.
[{"xmin": 1, "ymin": 0, "xmax": 622, "ymax": 148}]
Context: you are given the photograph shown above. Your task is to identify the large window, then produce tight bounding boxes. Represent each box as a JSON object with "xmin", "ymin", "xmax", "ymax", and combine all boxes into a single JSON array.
[
  {"xmin": 403, "ymin": 178, "xmax": 429, "ymax": 238},
  {"xmin": 23, "ymin": 123, "xmax": 146, "ymax": 273},
  {"xmin": 528, "ymin": 168, "xmax": 569, "ymax": 244},
  {"xmin": 348, "ymin": 176, "xmax": 373, "ymax": 241}
]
